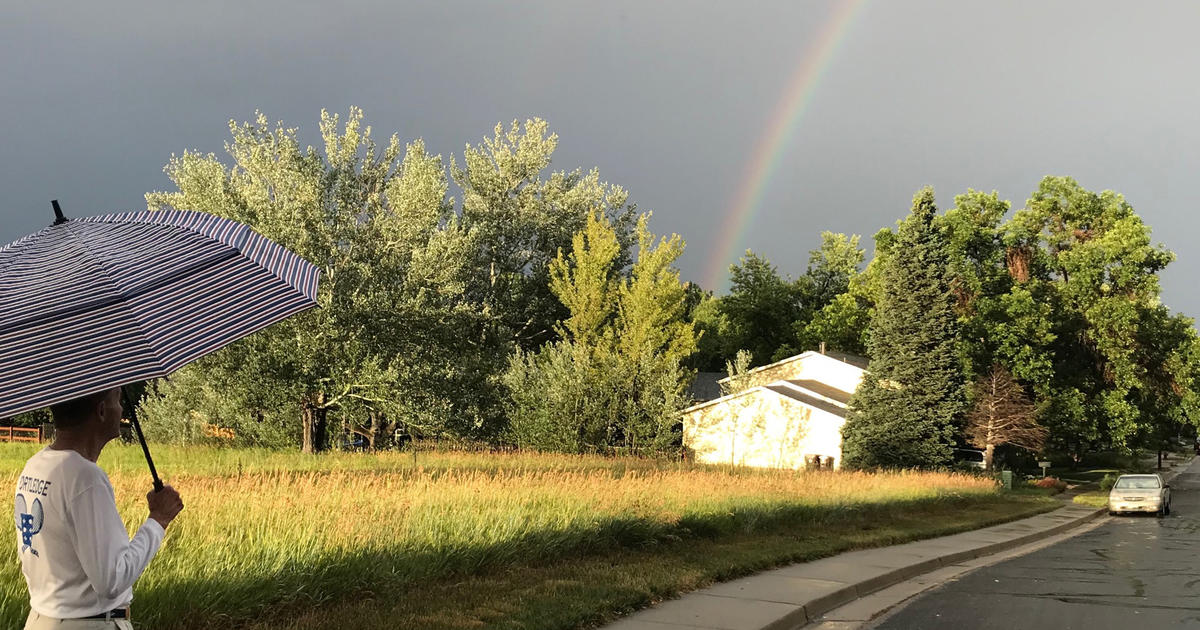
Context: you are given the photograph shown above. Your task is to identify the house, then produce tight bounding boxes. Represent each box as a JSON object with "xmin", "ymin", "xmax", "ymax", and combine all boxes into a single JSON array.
[{"xmin": 681, "ymin": 350, "xmax": 866, "ymax": 470}]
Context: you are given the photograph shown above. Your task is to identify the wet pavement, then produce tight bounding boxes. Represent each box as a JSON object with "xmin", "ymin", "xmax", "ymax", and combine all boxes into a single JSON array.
[{"xmin": 873, "ymin": 458, "xmax": 1200, "ymax": 630}]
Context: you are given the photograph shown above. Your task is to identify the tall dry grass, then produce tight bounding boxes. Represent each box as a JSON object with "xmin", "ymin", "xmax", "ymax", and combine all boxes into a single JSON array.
[{"xmin": 0, "ymin": 444, "xmax": 1000, "ymax": 628}]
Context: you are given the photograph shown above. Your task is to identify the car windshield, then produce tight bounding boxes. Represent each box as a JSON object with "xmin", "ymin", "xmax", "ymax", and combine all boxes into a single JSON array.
[{"xmin": 1114, "ymin": 477, "xmax": 1160, "ymax": 490}]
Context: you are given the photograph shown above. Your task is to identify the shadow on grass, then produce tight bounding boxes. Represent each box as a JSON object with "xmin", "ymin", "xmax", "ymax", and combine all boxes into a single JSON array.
[{"xmin": 107, "ymin": 494, "xmax": 1052, "ymax": 630}]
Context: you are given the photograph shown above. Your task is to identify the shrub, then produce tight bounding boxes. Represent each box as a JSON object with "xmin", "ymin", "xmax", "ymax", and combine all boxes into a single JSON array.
[
  {"xmin": 1100, "ymin": 473, "xmax": 1120, "ymax": 491},
  {"xmin": 1029, "ymin": 476, "xmax": 1068, "ymax": 494}
]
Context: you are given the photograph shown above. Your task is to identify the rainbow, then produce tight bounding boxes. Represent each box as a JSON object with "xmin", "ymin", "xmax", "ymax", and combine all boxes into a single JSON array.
[{"xmin": 704, "ymin": 0, "xmax": 869, "ymax": 290}]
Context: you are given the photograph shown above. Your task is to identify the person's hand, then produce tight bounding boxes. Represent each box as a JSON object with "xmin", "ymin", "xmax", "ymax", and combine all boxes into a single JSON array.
[{"xmin": 147, "ymin": 485, "xmax": 183, "ymax": 530}]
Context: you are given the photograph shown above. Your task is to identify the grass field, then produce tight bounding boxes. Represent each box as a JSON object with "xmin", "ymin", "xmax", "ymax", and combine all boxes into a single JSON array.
[
  {"xmin": 1072, "ymin": 491, "xmax": 1109, "ymax": 508},
  {"xmin": 0, "ymin": 443, "xmax": 1056, "ymax": 629}
]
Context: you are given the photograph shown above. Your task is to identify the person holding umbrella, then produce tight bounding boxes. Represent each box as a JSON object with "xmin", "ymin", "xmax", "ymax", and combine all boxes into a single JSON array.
[
  {"xmin": 16, "ymin": 387, "xmax": 183, "ymax": 629},
  {"xmin": 2, "ymin": 202, "xmax": 321, "ymax": 628}
]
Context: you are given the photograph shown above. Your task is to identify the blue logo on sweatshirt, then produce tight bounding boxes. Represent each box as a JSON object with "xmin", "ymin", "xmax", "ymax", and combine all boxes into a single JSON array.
[{"xmin": 14, "ymin": 494, "xmax": 43, "ymax": 557}]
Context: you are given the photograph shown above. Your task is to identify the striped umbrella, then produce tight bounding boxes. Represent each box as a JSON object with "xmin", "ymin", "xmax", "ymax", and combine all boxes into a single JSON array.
[{"xmin": 0, "ymin": 201, "xmax": 320, "ymax": 487}]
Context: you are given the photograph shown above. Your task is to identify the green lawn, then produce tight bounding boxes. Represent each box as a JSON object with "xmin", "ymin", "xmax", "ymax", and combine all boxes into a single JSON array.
[{"xmin": 1072, "ymin": 491, "xmax": 1109, "ymax": 508}]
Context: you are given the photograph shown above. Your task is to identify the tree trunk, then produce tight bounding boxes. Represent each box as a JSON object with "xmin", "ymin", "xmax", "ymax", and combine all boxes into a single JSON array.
[
  {"xmin": 301, "ymin": 401, "xmax": 315, "ymax": 454},
  {"xmin": 384, "ymin": 419, "xmax": 398, "ymax": 449},
  {"xmin": 300, "ymin": 392, "xmax": 329, "ymax": 454},
  {"xmin": 985, "ymin": 424, "xmax": 995, "ymax": 472},
  {"xmin": 367, "ymin": 412, "xmax": 380, "ymax": 451}
]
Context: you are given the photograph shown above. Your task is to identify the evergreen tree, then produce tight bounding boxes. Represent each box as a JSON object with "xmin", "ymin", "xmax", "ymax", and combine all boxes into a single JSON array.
[{"xmin": 842, "ymin": 188, "xmax": 967, "ymax": 469}]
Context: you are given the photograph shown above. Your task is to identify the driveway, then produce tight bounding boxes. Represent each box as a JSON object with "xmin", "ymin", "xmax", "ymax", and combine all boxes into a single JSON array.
[{"xmin": 872, "ymin": 458, "xmax": 1200, "ymax": 629}]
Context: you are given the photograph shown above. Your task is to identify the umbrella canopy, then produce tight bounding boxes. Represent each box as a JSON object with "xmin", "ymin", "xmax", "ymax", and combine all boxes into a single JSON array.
[{"xmin": 0, "ymin": 207, "xmax": 320, "ymax": 420}]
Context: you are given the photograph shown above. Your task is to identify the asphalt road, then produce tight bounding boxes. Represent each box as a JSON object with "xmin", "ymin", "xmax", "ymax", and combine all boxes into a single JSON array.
[{"xmin": 872, "ymin": 458, "xmax": 1200, "ymax": 630}]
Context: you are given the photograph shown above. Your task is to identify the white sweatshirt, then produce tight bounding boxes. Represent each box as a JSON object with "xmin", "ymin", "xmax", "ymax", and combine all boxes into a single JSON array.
[{"xmin": 14, "ymin": 448, "xmax": 164, "ymax": 619}]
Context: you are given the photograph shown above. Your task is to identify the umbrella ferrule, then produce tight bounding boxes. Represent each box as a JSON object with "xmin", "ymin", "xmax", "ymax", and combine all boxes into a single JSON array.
[{"xmin": 51, "ymin": 200, "xmax": 67, "ymax": 225}]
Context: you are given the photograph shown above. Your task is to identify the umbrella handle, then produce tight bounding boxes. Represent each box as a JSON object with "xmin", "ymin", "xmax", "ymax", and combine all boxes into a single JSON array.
[
  {"xmin": 131, "ymin": 416, "xmax": 165, "ymax": 492},
  {"xmin": 122, "ymin": 389, "xmax": 164, "ymax": 492}
]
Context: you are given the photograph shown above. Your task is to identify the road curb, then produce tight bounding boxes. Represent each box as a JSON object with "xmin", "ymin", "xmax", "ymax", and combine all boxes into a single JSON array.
[
  {"xmin": 799, "ymin": 458, "xmax": 1196, "ymax": 626},
  {"xmin": 799, "ymin": 457, "xmax": 1196, "ymax": 627},
  {"xmin": 792, "ymin": 506, "xmax": 1105, "ymax": 626},
  {"xmin": 607, "ymin": 504, "xmax": 1116, "ymax": 630},
  {"xmin": 604, "ymin": 505, "xmax": 1106, "ymax": 630},
  {"xmin": 606, "ymin": 458, "xmax": 1195, "ymax": 630}
]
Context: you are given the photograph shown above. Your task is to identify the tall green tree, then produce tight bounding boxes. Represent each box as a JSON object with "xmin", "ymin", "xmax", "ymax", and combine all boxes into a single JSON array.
[
  {"xmin": 549, "ymin": 212, "xmax": 623, "ymax": 347},
  {"xmin": 685, "ymin": 291, "xmax": 736, "ymax": 372},
  {"xmin": 720, "ymin": 251, "xmax": 801, "ymax": 365},
  {"xmin": 453, "ymin": 120, "xmax": 637, "ymax": 351},
  {"xmin": 142, "ymin": 109, "xmax": 497, "ymax": 450},
  {"xmin": 842, "ymin": 188, "xmax": 967, "ymax": 469},
  {"xmin": 793, "ymin": 232, "xmax": 866, "ymax": 354},
  {"xmin": 613, "ymin": 215, "xmax": 698, "ymax": 450},
  {"xmin": 797, "ymin": 232, "xmax": 863, "ymax": 310},
  {"xmin": 506, "ymin": 212, "xmax": 624, "ymax": 451},
  {"xmin": 931, "ymin": 177, "xmax": 1198, "ymax": 462},
  {"xmin": 798, "ymin": 227, "xmax": 898, "ymax": 357},
  {"xmin": 1005, "ymin": 177, "xmax": 1179, "ymax": 457},
  {"xmin": 506, "ymin": 212, "xmax": 696, "ymax": 452}
]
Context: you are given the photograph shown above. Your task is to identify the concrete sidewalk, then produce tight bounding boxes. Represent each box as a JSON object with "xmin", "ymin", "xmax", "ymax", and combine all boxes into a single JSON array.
[
  {"xmin": 602, "ymin": 457, "xmax": 1195, "ymax": 630},
  {"xmin": 602, "ymin": 504, "xmax": 1102, "ymax": 630}
]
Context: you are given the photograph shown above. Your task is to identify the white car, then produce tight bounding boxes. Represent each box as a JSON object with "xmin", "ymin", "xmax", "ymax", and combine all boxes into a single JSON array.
[
  {"xmin": 951, "ymin": 448, "xmax": 986, "ymax": 470},
  {"xmin": 1108, "ymin": 474, "xmax": 1171, "ymax": 516}
]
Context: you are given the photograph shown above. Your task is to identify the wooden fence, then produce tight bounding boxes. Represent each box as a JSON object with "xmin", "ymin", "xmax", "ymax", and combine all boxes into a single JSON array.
[{"xmin": 0, "ymin": 427, "xmax": 42, "ymax": 443}]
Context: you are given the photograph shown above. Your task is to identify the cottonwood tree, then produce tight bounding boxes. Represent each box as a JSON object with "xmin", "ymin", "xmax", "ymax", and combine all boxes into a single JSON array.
[
  {"xmin": 453, "ymin": 120, "xmax": 637, "ymax": 352},
  {"xmin": 814, "ymin": 178, "xmax": 1199, "ymax": 466},
  {"xmin": 966, "ymin": 365, "xmax": 1046, "ymax": 471},
  {"xmin": 799, "ymin": 228, "xmax": 897, "ymax": 357},
  {"xmin": 142, "ymin": 109, "xmax": 495, "ymax": 450}
]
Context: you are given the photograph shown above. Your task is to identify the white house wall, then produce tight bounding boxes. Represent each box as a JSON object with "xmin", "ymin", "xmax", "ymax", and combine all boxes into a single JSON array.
[{"xmin": 682, "ymin": 391, "xmax": 847, "ymax": 469}]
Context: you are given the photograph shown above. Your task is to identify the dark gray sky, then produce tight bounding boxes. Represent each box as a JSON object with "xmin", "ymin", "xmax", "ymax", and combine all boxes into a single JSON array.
[{"xmin": 4, "ymin": 1, "xmax": 1199, "ymax": 315}]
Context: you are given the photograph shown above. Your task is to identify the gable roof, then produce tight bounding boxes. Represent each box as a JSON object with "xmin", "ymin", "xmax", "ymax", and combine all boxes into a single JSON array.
[
  {"xmin": 821, "ymin": 350, "xmax": 869, "ymax": 369},
  {"xmin": 718, "ymin": 350, "xmax": 868, "ymax": 384},
  {"xmin": 681, "ymin": 378, "xmax": 850, "ymax": 418},
  {"xmin": 763, "ymin": 383, "xmax": 848, "ymax": 417},
  {"xmin": 787, "ymin": 379, "xmax": 852, "ymax": 405}
]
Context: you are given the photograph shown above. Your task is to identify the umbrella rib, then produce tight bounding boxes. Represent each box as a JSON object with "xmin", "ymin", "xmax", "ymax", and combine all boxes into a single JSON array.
[
  {"xmin": 5, "ymin": 225, "xmax": 231, "ymax": 375},
  {"xmin": 0, "ymin": 227, "xmax": 54, "ymax": 278},
  {"xmin": 0, "ymin": 224, "xmax": 243, "ymax": 337}
]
